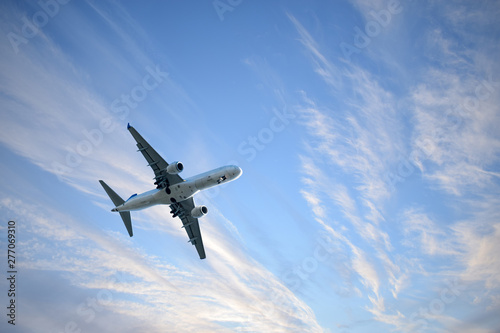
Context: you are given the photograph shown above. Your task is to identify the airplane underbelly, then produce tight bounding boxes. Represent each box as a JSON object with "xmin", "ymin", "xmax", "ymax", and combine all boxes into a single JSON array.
[
  {"xmin": 166, "ymin": 181, "xmax": 199, "ymax": 203},
  {"xmin": 121, "ymin": 199, "xmax": 153, "ymax": 211},
  {"xmin": 119, "ymin": 191, "xmax": 162, "ymax": 211},
  {"xmin": 195, "ymin": 176, "xmax": 219, "ymax": 191}
]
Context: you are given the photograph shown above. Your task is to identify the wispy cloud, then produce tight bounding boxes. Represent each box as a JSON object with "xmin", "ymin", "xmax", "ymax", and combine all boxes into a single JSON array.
[
  {"xmin": 288, "ymin": 12, "xmax": 405, "ymax": 205},
  {"xmin": 1, "ymin": 189, "xmax": 323, "ymax": 332},
  {"xmin": 298, "ymin": 156, "xmax": 404, "ymax": 326},
  {"xmin": 453, "ymin": 218, "xmax": 500, "ymax": 290},
  {"xmin": 287, "ymin": 13, "xmax": 341, "ymax": 89},
  {"xmin": 402, "ymin": 208, "xmax": 461, "ymax": 257},
  {"xmin": 288, "ymin": 4, "xmax": 500, "ymax": 331},
  {"xmin": 287, "ymin": 11, "xmax": 414, "ymax": 328},
  {"xmin": 410, "ymin": 71, "xmax": 500, "ymax": 196}
]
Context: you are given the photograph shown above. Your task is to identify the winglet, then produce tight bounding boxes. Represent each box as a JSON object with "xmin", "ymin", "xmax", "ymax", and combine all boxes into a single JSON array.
[{"xmin": 127, "ymin": 123, "xmax": 131, "ymax": 129}]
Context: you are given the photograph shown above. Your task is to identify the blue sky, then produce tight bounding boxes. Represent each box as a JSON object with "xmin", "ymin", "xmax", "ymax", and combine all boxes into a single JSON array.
[{"xmin": 0, "ymin": 0, "xmax": 499, "ymax": 332}]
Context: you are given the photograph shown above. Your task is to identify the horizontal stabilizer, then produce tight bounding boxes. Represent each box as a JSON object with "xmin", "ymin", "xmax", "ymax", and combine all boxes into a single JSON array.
[{"xmin": 119, "ymin": 211, "xmax": 133, "ymax": 237}]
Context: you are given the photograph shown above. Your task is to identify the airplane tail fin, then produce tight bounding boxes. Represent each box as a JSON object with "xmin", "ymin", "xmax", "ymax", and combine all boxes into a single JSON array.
[{"xmin": 99, "ymin": 180, "xmax": 133, "ymax": 237}]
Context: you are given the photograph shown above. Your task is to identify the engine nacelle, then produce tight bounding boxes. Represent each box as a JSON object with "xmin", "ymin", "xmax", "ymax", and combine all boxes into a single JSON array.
[
  {"xmin": 191, "ymin": 205, "xmax": 208, "ymax": 218},
  {"xmin": 166, "ymin": 161, "xmax": 183, "ymax": 174}
]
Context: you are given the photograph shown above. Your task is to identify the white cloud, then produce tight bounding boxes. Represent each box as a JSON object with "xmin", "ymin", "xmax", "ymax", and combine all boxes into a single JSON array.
[
  {"xmin": 410, "ymin": 69, "xmax": 500, "ymax": 196},
  {"xmin": 289, "ymin": 6, "xmax": 500, "ymax": 331},
  {"xmin": 453, "ymin": 222, "xmax": 500, "ymax": 289},
  {"xmin": 288, "ymin": 15, "xmax": 414, "ymax": 327},
  {"xmin": 297, "ymin": 156, "xmax": 412, "ymax": 328},
  {"xmin": 402, "ymin": 208, "xmax": 461, "ymax": 257},
  {"xmin": 287, "ymin": 13, "xmax": 341, "ymax": 90}
]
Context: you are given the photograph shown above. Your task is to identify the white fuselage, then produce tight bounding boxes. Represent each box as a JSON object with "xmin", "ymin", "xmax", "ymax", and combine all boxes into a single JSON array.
[{"xmin": 112, "ymin": 165, "xmax": 242, "ymax": 212}]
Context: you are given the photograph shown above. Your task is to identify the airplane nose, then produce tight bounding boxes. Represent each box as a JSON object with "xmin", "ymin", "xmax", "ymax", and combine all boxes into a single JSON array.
[
  {"xmin": 234, "ymin": 166, "xmax": 242, "ymax": 179},
  {"xmin": 228, "ymin": 165, "xmax": 242, "ymax": 179}
]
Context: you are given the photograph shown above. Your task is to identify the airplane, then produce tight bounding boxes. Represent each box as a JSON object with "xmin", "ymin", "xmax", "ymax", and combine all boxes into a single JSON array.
[{"xmin": 99, "ymin": 124, "xmax": 242, "ymax": 259}]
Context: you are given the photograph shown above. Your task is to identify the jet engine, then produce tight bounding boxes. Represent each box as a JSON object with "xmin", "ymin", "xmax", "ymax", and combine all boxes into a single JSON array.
[
  {"xmin": 191, "ymin": 205, "xmax": 208, "ymax": 218},
  {"xmin": 166, "ymin": 161, "xmax": 183, "ymax": 174}
]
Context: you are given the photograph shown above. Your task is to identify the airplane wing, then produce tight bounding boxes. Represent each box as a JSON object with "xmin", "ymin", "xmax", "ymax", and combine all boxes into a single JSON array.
[
  {"xmin": 127, "ymin": 124, "xmax": 183, "ymax": 188},
  {"xmin": 170, "ymin": 198, "xmax": 206, "ymax": 259}
]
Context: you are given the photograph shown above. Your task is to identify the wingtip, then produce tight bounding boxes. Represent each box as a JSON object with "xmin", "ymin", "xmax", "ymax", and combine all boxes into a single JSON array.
[{"xmin": 127, "ymin": 123, "xmax": 131, "ymax": 129}]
